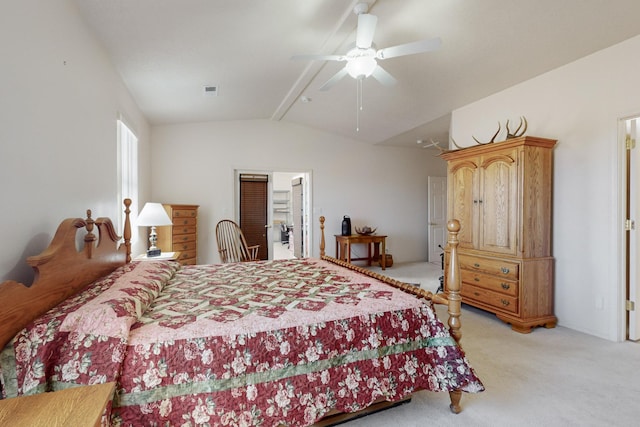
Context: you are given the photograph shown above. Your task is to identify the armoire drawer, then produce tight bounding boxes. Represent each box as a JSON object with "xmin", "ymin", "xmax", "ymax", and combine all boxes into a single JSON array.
[
  {"xmin": 460, "ymin": 270, "xmax": 518, "ymax": 297},
  {"xmin": 461, "ymin": 284, "xmax": 518, "ymax": 314},
  {"xmin": 459, "ymin": 254, "xmax": 519, "ymax": 280}
]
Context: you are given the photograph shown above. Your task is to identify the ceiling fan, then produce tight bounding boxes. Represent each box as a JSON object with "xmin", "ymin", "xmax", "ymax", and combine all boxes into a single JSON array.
[{"xmin": 292, "ymin": 2, "xmax": 442, "ymax": 91}]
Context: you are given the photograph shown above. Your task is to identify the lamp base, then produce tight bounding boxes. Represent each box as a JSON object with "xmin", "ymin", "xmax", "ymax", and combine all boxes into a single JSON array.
[{"xmin": 146, "ymin": 248, "xmax": 162, "ymax": 257}]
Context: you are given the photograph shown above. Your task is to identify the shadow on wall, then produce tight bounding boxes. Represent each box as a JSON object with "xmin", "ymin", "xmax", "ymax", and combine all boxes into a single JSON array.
[{"xmin": 1, "ymin": 233, "xmax": 51, "ymax": 285}]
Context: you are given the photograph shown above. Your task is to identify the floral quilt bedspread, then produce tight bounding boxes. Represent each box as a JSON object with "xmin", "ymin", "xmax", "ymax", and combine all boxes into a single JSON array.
[{"xmin": 1, "ymin": 258, "xmax": 483, "ymax": 426}]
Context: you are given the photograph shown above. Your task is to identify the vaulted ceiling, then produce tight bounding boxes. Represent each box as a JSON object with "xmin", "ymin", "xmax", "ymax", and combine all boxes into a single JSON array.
[{"xmin": 73, "ymin": 0, "xmax": 640, "ymax": 147}]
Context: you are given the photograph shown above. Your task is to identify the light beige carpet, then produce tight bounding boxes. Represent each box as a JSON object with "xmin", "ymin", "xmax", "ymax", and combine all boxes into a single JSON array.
[{"xmin": 352, "ymin": 263, "xmax": 640, "ymax": 426}]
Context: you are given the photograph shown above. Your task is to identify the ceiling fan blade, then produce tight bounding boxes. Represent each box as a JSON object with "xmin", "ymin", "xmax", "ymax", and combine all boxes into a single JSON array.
[
  {"xmin": 356, "ymin": 13, "xmax": 377, "ymax": 49},
  {"xmin": 291, "ymin": 54, "xmax": 345, "ymax": 62},
  {"xmin": 319, "ymin": 67, "xmax": 349, "ymax": 91},
  {"xmin": 376, "ymin": 37, "xmax": 442, "ymax": 59},
  {"xmin": 371, "ymin": 66, "xmax": 397, "ymax": 86}
]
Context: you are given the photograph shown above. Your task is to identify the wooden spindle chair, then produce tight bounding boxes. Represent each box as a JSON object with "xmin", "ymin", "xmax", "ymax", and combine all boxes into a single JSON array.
[{"xmin": 215, "ymin": 219, "xmax": 260, "ymax": 263}]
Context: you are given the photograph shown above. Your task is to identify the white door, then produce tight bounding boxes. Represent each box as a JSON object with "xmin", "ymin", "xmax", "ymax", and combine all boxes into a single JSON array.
[
  {"xmin": 291, "ymin": 177, "xmax": 304, "ymax": 258},
  {"xmin": 428, "ymin": 176, "xmax": 447, "ymax": 264},
  {"xmin": 628, "ymin": 118, "xmax": 640, "ymax": 340}
]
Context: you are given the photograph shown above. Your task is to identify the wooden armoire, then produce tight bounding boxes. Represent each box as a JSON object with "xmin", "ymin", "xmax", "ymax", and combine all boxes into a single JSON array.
[{"xmin": 441, "ymin": 136, "xmax": 557, "ymax": 333}]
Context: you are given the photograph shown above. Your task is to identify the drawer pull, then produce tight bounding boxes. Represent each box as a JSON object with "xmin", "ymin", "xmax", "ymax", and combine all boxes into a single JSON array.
[
  {"xmin": 501, "ymin": 283, "xmax": 510, "ymax": 290},
  {"xmin": 474, "ymin": 277, "xmax": 480, "ymax": 282},
  {"xmin": 501, "ymin": 267, "xmax": 510, "ymax": 274},
  {"xmin": 474, "ymin": 292, "xmax": 480, "ymax": 297},
  {"xmin": 501, "ymin": 299, "xmax": 510, "ymax": 306},
  {"xmin": 473, "ymin": 263, "xmax": 480, "ymax": 268}
]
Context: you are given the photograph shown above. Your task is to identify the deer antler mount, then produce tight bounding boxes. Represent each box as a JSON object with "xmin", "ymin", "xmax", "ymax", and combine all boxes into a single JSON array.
[{"xmin": 472, "ymin": 116, "xmax": 528, "ymax": 145}]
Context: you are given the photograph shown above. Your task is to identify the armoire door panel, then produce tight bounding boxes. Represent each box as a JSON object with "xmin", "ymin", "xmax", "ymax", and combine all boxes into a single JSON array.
[
  {"xmin": 448, "ymin": 160, "xmax": 478, "ymax": 249},
  {"xmin": 479, "ymin": 152, "xmax": 518, "ymax": 255}
]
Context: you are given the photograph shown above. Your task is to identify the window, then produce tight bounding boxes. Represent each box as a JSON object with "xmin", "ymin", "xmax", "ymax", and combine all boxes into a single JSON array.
[{"xmin": 117, "ymin": 118, "xmax": 139, "ymax": 242}]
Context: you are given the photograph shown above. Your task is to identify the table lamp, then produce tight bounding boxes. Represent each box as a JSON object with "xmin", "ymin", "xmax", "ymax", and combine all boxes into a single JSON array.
[{"xmin": 137, "ymin": 202, "xmax": 172, "ymax": 257}]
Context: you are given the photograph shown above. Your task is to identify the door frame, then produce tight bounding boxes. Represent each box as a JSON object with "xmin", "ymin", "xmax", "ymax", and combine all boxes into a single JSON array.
[
  {"xmin": 234, "ymin": 168, "xmax": 313, "ymax": 259},
  {"xmin": 618, "ymin": 115, "xmax": 640, "ymax": 341}
]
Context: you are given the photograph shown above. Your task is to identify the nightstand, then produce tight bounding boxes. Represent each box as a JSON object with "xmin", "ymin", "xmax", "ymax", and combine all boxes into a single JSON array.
[
  {"xmin": 134, "ymin": 251, "xmax": 181, "ymax": 261},
  {"xmin": 0, "ymin": 382, "xmax": 115, "ymax": 427}
]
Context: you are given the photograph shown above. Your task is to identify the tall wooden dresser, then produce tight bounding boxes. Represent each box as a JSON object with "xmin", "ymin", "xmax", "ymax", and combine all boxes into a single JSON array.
[
  {"xmin": 156, "ymin": 204, "xmax": 199, "ymax": 265},
  {"xmin": 441, "ymin": 136, "xmax": 556, "ymax": 333}
]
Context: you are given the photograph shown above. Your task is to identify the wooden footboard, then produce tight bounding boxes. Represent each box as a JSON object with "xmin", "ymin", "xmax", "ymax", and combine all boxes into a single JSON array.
[
  {"xmin": 319, "ymin": 216, "xmax": 463, "ymax": 341},
  {"xmin": 319, "ymin": 216, "xmax": 464, "ymax": 415}
]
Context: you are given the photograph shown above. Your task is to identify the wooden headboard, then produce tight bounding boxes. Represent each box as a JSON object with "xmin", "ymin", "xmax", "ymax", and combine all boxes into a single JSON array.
[{"xmin": 0, "ymin": 200, "xmax": 132, "ymax": 350}]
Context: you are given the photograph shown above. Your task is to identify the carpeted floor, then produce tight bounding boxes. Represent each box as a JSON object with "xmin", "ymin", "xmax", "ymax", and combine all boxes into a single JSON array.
[{"xmin": 352, "ymin": 262, "xmax": 640, "ymax": 427}]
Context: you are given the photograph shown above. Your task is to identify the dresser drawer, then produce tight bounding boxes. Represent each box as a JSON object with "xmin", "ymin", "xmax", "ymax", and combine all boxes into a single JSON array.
[
  {"xmin": 172, "ymin": 216, "xmax": 197, "ymax": 227},
  {"xmin": 462, "ymin": 284, "xmax": 518, "ymax": 314},
  {"xmin": 172, "ymin": 208, "xmax": 197, "ymax": 219},
  {"xmin": 172, "ymin": 240, "xmax": 196, "ymax": 252},
  {"xmin": 173, "ymin": 226, "xmax": 197, "ymax": 236},
  {"xmin": 459, "ymin": 254, "xmax": 519, "ymax": 280},
  {"xmin": 172, "ymin": 233, "xmax": 196, "ymax": 244},
  {"xmin": 178, "ymin": 251, "xmax": 196, "ymax": 264},
  {"xmin": 461, "ymin": 270, "xmax": 518, "ymax": 297}
]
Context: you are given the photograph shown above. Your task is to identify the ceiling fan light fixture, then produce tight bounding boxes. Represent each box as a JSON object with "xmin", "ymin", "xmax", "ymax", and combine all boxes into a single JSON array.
[{"xmin": 346, "ymin": 56, "xmax": 377, "ymax": 79}]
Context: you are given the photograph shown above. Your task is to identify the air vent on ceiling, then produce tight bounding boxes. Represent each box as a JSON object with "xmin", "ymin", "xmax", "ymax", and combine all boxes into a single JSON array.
[{"xmin": 203, "ymin": 85, "xmax": 219, "ymax": 96}]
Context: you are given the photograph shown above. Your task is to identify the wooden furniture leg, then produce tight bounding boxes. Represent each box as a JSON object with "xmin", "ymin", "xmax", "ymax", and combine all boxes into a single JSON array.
[{"xmin": 449, "ymin": 390, "xmax": 462, "ymax": 414}]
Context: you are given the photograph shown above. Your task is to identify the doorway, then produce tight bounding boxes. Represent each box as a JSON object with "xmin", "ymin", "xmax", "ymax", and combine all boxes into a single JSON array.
[
  {"xmin": 235, "ymin": 169, "xmax": 312, "ymax": 260},
  {"xmin": 272, "ymin": 172, "xmax": 310, "ymax": 260},
  {"xmin": 428, "ymin": 176, "xmax": 447, "ymax": 264}
]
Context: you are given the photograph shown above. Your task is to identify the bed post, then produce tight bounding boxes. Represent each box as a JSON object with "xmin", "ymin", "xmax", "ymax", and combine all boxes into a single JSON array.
[
  {"xmin": 319, "ymin": 216, "xmax": 325, "ymax": 257},
  {"xmin": 123, "ymin": 198, "xmax": 132, "ymax": 263},
  {"xmin": 446, "ymin": 219, "xmax": 462, "ymax": 342},
  {"xmin": 446, "ymin": 219, "xmax": 463, "ymax": 414}
]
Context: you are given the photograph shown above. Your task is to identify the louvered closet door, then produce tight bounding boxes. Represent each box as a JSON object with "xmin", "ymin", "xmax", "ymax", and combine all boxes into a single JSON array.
[{"xmin": 239, "ymin": 174, "xmax": 268, "ymax": 260}]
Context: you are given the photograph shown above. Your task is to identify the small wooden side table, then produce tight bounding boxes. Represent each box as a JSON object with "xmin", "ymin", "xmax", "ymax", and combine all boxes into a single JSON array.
[
  {"xmin": 135, "ymin": 251, "xmax": 181, "ymax": 262},
  {"xmin": 0, "ymin": 382, "xmax": 115, "ymax": 427},
  {"xmin": 335, "ymin": 234, "xmax": 388, "ymax": 270}
]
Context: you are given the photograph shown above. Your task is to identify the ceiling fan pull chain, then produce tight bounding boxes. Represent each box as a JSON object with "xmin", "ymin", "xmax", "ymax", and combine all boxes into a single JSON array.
[{"xmin": 356, "ymin": 79, "xmax": 361, "ymax": 132}]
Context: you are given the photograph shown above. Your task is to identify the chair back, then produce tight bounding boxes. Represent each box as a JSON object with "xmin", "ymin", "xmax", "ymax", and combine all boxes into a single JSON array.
[{"xmin": 215, "ymin": 220, "xmax": 257, "ymax": 263}]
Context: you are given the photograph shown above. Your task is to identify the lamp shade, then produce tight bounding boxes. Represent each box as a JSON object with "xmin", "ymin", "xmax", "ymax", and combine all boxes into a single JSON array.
[{"xmin": 137, "ymin": 202, "xmax": 172, "ymax": 227}]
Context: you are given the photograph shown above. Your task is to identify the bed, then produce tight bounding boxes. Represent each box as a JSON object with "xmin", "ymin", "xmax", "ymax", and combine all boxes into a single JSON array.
[{"xmin": 0, "ymin": 199, "xmax": 483, "ymax": 426}]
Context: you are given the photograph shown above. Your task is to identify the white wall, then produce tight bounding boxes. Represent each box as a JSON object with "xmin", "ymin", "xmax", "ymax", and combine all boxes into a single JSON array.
[
  {"xmin": 0, "ymin": 0, "xmax": 150, "ymax": 284},
  {"xmin": 151, "ymin": 119, "xmax": 447, "ymax": 264},
  {"xmin": 451, "ymin": 35, "xmax": 640, "ymax": 341}
]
